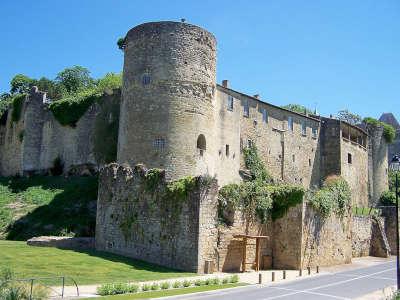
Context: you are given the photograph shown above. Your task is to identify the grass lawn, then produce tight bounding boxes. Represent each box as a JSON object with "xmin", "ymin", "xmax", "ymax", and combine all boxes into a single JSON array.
[
  {"xmin": 0, "ymin": 241, "xmax": 194, "ymax": 285},
  {"xmin": 82, "ymin": 284, "xmax": 245, "ymax": 299},
  {"xmin": 0, "ymin": 175, "xmax": 98, "ymax": 240}
]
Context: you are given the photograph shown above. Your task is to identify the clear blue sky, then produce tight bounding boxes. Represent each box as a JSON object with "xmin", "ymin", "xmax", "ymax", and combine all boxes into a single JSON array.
[{"xmin": 0, "ymin": 0, "xmax": 399, "ymax": 119}]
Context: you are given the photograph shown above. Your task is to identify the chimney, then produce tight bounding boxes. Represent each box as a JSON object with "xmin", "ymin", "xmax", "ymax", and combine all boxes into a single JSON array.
[
  {"xmin": 253, "ymin": 94, "xmax": 260, "ymax": 99},
  {"xmin": 222, "ymin": 80, "xmax": 229, "ymax": 88}
]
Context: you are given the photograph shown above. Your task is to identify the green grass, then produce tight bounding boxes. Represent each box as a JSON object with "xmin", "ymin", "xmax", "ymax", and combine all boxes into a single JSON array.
[
  {"xmin": 0, "ymin": 241, "xmax": 194, "ymax": 285},
  {"xmin": 83, "ymin": 284, "xmax": 244, "ymax": 299},
  {"xmin": 352, "ymin": 207, "xmax": 380, "ymax": 217},
  {"xmin": 0, "ymin": 175, "xmax": 98, "ymax": 240}
]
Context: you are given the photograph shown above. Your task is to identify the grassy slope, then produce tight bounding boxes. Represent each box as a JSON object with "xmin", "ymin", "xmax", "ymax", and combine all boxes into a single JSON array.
[
  {"xmin": 83, "ymin": 284, "xmax": 244, "ymax": 299},
  {"xmin": 0, "ymin": 176, "xmax": 98, "ymax": 240},
  {"xmin": 0, "ymin": 241, "xmax": 194, "ymax": 285}
]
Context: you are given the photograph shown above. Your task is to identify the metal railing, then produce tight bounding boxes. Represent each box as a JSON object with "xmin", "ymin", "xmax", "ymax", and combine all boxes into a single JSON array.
[{"xmin": 1, "ymin": 276, "xmax": 79, "ymax": 299}]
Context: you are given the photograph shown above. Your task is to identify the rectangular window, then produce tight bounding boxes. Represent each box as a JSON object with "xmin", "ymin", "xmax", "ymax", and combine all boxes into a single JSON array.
[
  {"xmin": 302, "ymin": 122, "xmax": 307, "ymax": 136},
  {"xmin": 292, "ymin": 154, "xmax": 295, "ymax": 162},
  {"xmin": 247, "ymin": 139, "xmax": 252, "ymax": 148},
  {"xmin": 227, "ymin": 96, "xmax": 234, "ymax": 111},
  {"xmin": 262, "ymin": 108, "xmax": 268, "ymax": 123},
  {"xmin": 312, "ymin": 127, "xmax": 318, "ymax": 138},
  {"xmin": 244, "ymin": 100, "xmax": 249, "ymax": 117},
  {"xmin": 153, "ymin": 138, "xmax": 166, "ymax": 151},
  {"xmin": 226, "ymin": 145, "xmax": 230, "ymax": 156},
  {"xmin": 348, "ymin": 153, "xmax": 352, "ymax": 164},
  {"xmin": 288, "ymin": 116, "xmax": 294, "ymax": 132}
]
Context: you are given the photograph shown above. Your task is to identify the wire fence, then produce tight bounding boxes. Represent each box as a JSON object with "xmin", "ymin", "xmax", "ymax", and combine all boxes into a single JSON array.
[{"xmin": 2, "ymin": 276, "xmax": 79, "ymax": 299}]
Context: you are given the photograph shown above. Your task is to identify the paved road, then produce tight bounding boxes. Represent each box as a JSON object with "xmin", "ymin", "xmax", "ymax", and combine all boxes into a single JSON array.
[{"xmin": 168, "ymin": 260, "xmax": 396, "ymax": 299}]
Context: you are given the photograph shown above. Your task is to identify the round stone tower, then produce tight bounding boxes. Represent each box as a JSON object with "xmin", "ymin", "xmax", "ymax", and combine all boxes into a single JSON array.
[
  {"xmin": 117, "ymin": 21, "xmax": 217, "ymax": 180},
  {"xmin": 367, "ymin": 124, "xmax": 389, "ymax": 205}
]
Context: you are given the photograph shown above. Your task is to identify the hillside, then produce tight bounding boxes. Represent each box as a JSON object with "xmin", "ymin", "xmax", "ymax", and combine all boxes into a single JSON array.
[{"xmin": 0, "ymin": 175, "xmax": 98, "ymax": 240}]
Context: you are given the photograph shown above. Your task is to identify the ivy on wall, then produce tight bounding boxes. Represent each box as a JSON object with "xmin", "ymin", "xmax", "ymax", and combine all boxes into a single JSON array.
[
  {"xmin": 363, "ymin": 117, "xmax": 396, "ymax": 144},
  {"xmin": 218, "ymin": 144, "xmax": 304, "ymax": 225},
  {"xmin": 307, "ymin": 175, "xmax": 351, "ymax": 218},
  {"xmin": 11, "ymin": 94, "xmax": 26, "ymax": 123}
]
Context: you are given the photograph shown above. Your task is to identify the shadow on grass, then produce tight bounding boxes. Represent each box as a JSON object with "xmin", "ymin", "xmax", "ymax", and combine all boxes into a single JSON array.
[{"xmin": 2, "ymin": 175, "xmax": 98, "ymax": 240}]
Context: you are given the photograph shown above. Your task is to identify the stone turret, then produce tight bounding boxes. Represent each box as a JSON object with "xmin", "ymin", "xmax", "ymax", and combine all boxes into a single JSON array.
[{"xmin": 117, "ymin": 21, "xmax": 217, "ymax": 180}]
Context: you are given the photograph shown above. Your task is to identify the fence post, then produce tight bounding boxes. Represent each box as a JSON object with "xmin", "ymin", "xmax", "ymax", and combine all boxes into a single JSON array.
[
  {"xmin": 29, "ymin": 279, "xmax": 34, "ymax": 300},
  {"xmin": 62, "ymin": 276, "xmax": 65, "ymax": 298}
]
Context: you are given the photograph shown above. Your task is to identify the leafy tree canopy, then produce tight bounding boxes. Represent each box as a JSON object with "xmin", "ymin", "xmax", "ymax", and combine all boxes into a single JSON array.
[
  {"xmin": 337, "ymin": 109, "xmax": 362, "ymax": 125},
  {"xmin": 282, "ymin": 104, "xmax": 313, "ymax": 115},
  {"xmin": 10, "ymin": 74, "xmax": 35, "ymax": 94},
  {"xmin": 117, "ymin": 37, "xmax": 126, "ymax": 50},
  {"xmin": 55, "ymin": 66, "xmax": 95, "ymax": 94},
  {"xmin": 96, "ymin": 73, "xmax": 122, "ymax": 92}
]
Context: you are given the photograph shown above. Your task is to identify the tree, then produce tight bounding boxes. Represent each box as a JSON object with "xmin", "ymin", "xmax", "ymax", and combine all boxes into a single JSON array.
[
  {"xmin": 10, "ymin": 74, "xmax": 35, "ymax": 94},
  {"xmin": 337, "ymin": 109, "xmax": 362, "ymax": 125},
  {"xmin": 282, "ymin": 104, "xmax": 313, "ymax": 115},
  {"xmin": 0, "ymin": 93, "xmax": 12, "ymax": 116},
  {"xmin": 96, "ymin": 73, "xmax": 122, "ymax": 92},
  {"xmin": 55, "ymin": 66, "xmax": 94, "ymax": 94},
  {"xmin": 36, "ymin": 77, "xmax": 64, "ymax": 101},
  {"xmin": 117, "ymin": 37, "xmax": 126, "ymax": 51}
]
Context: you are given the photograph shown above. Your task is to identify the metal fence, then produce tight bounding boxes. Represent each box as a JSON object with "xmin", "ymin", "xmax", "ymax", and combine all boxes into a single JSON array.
[{"xmin": 2, "ymin": 276, "xmax": 79, "ymax": 299}]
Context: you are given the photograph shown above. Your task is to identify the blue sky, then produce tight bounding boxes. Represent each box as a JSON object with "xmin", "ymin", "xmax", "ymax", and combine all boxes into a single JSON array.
[{"xmin": 0, "ymin": 0, "xmax": 399, "ymax": 119}]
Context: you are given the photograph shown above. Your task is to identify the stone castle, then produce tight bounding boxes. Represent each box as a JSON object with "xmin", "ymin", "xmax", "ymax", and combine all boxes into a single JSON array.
[{"xmin": 0, "ymin": 21, "xmax": 395, "ymax": 273}]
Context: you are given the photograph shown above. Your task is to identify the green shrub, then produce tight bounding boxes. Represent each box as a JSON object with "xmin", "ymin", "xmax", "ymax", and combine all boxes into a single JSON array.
[
  {"xmin": 204, "ymin": 278, "xmax": 212, "ymax": 285},
  {"xmin": 160, "ymin": 282, "xmax": 170, "ymax": 290},
  {"xmin": 222, "ymin": 277, "xmax": 229, "ymax": 284},
  {"xmin": 380, "ymin": 190, "xmax": 396, "ymax": 206},
  {"xmin": 145, "ymin": 169, "xmax": 164, "ymax": 192},
  {"xmin": 211, "ymin": 277, "xmax": 220, "ymax": 285},
  {"xmin": 194, "ymin": 279, "xmax": 204, "ymax": 286},
  {"xmin": 97, "ymin": 283, "xmax": 113, "ymax": 296},
  {"xmin": 182, "ymin": 280, "xmax": 191, "ymax": 287},
  {"xmin": 172, "ymin": 281, "xmax": 181, "ymax": 288},
  {"xmin": 150, "ymin": 283, "xmax": 160, "ymax": 290},
  {"xmin": 166, "ymin": 176, "xmax": 196, "ymax": 203},
  {"xmin": 96, "ymin": 73, "xmax": 121, "ymax": 92},
  {"xmin": 11, "ymin": 94, "xmax": 26, "ymax": 123},
  {"xmin": 229, "ymin": 275, "xmax": 239, "ymax": 283},
  {"xmin": 308, "ymin": 176, "xmax": 351, "ymax": 218},
  {"xmin": 364, "ymin": 117, "xmax": 396, "ymax": 143},
  {"xmin": 243, "ymin": 144, "xmax": 272, "ymax": 182},
  {"xmin": 142, "ymin": 284, "xmax": 151, "ymax": 291},
  {"xmin": 49, "ymin": 89, "xmax": 102, "ymax": 127},
  {"xmin": 270, "ymin": 184, "xmax": 305, "ymax": 220},
  {"xmin": 127, "ymin": 283, "xmax": 139, "ymax": 293}
]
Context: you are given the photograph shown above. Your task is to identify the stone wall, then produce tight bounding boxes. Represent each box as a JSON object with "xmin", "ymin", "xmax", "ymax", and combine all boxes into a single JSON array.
[
  {"xmin": 95, "ymin": 163, "xmax": 218, "ymax": 273},
  {"xmin": 381, "ymin": 206, "xmax": 397, "ymax": 255},
  {"xmin": 351, "ymin": 216, "xmax": 372, "ymax": 257},
  {"xmin": 0, "ymin": 88, "xmax": 120, "ymax": 176}
]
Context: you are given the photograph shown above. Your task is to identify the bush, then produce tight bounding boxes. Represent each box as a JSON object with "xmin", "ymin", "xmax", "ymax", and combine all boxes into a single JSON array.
[
  {"xmin": 172, "ymin": 281, "xmax": 181, "ymax": 288},
  {"xmin": 150, "ymin": 283, "xmax": 160, "ymax": 291},
  {"xmin": 160, "ymin": 282, "xmax": 170, "ymax": 290},
  {"xmin": 194, "ymin": 279, "xmax": 204, "ymax": 286},
  {"xmin": 182, "ymin": 280, "xmax": 191, "ymax": 287},
  {"xmin": 222, "ymin": 277, "xmax": 229, "ymax": 284},
  {"xmin": 204, "ymin": 278, "xmax": 212, "ymax": 285},
  {"xmin": 11, "ymin": 94, "xmax": 26, "ymax": 123},
  {"xmin": 211, "ymin": 277, "xmax": 220, "ymax": 285},
  {"xmin": 380, "ymin": 190, "xmax": 396, "ymax": 206},
  {"xmin": 229, "ymin": 275, "xmax": 239, "ymax": 283},
  {"xmin": 364, "ymin": 117, "xmax": 396, "ymax": 143},
  {"xmin": 127, "ymin": 283, "xmax": 139, "ymax": 293},
  {"xmin": 97, "ymin": 283, "xmax": 113, "ymax": 296},
  {"xmin": 141, "ymin": 284, "xmax": 151, "ymax": 291}
]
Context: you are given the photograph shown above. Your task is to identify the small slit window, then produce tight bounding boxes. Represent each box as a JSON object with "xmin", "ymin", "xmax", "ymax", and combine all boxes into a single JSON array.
[
  {"xmin": 225, "ymin": 145, "xmax": 230, "ymax": 156},
  {"xmin": 227, "ymin": 96, "xmax": 234, "ymax": 111},
  {"xmin": 197, "ymin": 134, "xmax": 206, "ymax": 156},
  {"xmin": 348, "ymin": 153, "xmax": 352, "ymax": 164},
  {"xmin": 153, "ymin": 138, "xmax": 165, "ymax": 151},
  {"xmin": 142, "ymin": 74, "xmax": 151, "ymax": 86},
  {"xmin": 288, "ymin": 116, "xmax": 294, "ymax": 132},
  {"xmin": 244, "ymin": 100, "xmax": 249, "ymax": 117},
  {"xmin": 302, "ymin": 122, "xmax": 307, "ymax": 136},
  {"xmin": 262, "ymin": 108, "xmax": 268, "ymax": 123}
]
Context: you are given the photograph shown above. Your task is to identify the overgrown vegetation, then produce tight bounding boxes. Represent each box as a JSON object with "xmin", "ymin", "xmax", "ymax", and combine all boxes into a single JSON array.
[
  {"xmin": 11, "ymin": 94, "xmax": 26, "ymax": 123},
  {"xmin": 337, "ymin": 109, "xmax": 362, "ymax": 125},
  {"xmin": 0, "ymin": 267, "xmax": 49, "ymax": 300},
  {"xmin": 281, "ymin": 104, "xmax": 313, "ymax": 115},
  {"xmin": 218, "ymin": 144, "xmax": 304, "ymax": 224},
  {"xmin": 364, "ymin": 117, "xmax": 396, "ymax": 143},
  {"xmin": 0, "ymin": 176, "xmax": 98, "ymax": 240},
  {"xmin": 308, "ymin": 175, "xmax": 351, "ymax": 218}
]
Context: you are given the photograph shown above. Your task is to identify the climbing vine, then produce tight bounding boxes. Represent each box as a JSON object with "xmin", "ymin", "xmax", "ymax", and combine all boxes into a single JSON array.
[
  {"xmin": 307, "ymin": 175, "xmax": 351, "ymax": 218},
  {"xmin": 363, "ymin": 117, "xmax": 396, "ymax": 144},
  {"xmin": 11, "ymin": 94, "xmax": 26, "ymax": 123},
  {"xmin": 218, "ymin": 144, "xmax": 304, "ymax": 225}
]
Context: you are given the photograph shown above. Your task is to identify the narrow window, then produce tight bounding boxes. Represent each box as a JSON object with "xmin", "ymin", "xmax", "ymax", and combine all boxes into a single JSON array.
[
  {"xmin": 288, "ymin": 116, "xmax": 294, "ymax": 132},
  {"xmin": 348, "ymin": 153, "xmax": 352, "ymax": 164},
  {"xmin": 197, "ymin": 134, "xmax": 206, "ymax": 156},
  {"xmin": 262, "ymin": 108, "xmax": 268, "ymax": 123},
  {"xmin": 153, "ymin": 138, "xmax": 166, "ymax": 151},
  {"xmin": 227, "ymin": 96, "xmax": 234, "ymax": 111},
  {"xmin": 247, "ymin": 139, "xmax": 252, "ymax": 148},
  {"xmin": 226, "ymin": 145, "xmax": 230, "ymax": 156},
  {"xmin": 244, "ymin": 100, "xmax": 249, "ymax": 117},
  {"xmin": 309, "ymin": 158, "xmax": 312, "ymax": 166},
  {"xmin": 142, "ymin": 74, "xmax": 151, "ymax": 86},
  {"xmin": 292, "ymin": 154, "xmax": 295, "ymax": 162},
  {"xmin": 312, "ymin": 127, "xmax": 318, "ymax": 138},
  {"xmin": 302, "ymin": 122, "xmax": 307, "ymax": 136}
]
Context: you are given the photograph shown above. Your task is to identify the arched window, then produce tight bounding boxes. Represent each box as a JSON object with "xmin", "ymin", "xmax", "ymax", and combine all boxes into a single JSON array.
[{"xmin": 197, "ymin": 134, "xmax": 206, "ymax": 156}]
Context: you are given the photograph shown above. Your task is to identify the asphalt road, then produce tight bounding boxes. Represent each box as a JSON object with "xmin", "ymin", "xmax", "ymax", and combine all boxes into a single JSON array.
[{"xmin": 168, "ymin": 260, "xmax": 396, "ymax": 299}]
